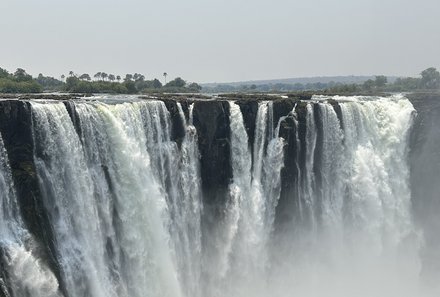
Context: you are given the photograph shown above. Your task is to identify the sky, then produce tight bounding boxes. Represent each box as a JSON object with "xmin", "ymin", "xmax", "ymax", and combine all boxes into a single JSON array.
[{"xmin": 0, "ymin": 0, "xmax": 439, "ymax": 83}]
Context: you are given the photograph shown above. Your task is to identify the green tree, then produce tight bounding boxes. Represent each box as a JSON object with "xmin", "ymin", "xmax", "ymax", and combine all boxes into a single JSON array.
[
  {"xmin": 123, "ymin": 80, "xmax": 137, "ymax": 93},
  {"xmin": 36, "ymin": 73, "xmax": 64, "ymax": 90},
  {"xmin": 374, "ymin": 75, "xmax": 387, "ymax": 88},
  {"xmin": 0, "ymin": 67, "xmax": 9, "ymax": 78},
  {"xmin": 363, "ymin": 79, "xmax": 375, "ymax": 90},
  {"xmin": 163, "ymin": 72, "xmax": 167, "ymax": 84},
  {"xmin": 152, "ymin": 78, "xmax": 162, "ymax": 88},
  {"xmin": 65, "ymin": 76, "xmax": 80, "ymax": 90},
  {"xmin": 420, "ymin": 67, "xmax": 440, "ymax": 89},
  {"xmin": 134, "ymin": 73, "xmax": 145, "ymax": 82},
  {"xmin": 165, "ymin": 77, "xmax": 186, "ymax": 88},
  {"xmin": 101, "ymin": 72, "xmax": 108, "ymax": 81},
  {"xmin": 79, "ymin": 73, "xmax": 91, "ymax": 81},
  {"xmin": 116, "ymin": 75, "xmax": 121, "ymax": 82},
  {"xmin": 94, "ymin": 72, "xmax": 101, "ymax": 81},
  {"xmin": 108, "ymin": 74, "xmax": 116, "ymax": 82},
  {"xmin": 14, "ymin": 68, "xmax": 32, "ymax": 82},
  {"xmin": 188, "ymin": 82, "xmax": 202, "ymax": 92}
]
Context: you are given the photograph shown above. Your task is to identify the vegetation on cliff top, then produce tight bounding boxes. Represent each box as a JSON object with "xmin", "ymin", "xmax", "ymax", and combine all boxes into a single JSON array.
[
  {"xmin": 0, "ymin": 68, "xmax": 42, "ymax": 93},
  {"xmin": 1, "ymin": 65, "xmax": 439, "ymax": 95},
  {"xmin": 0, "ymin": 66, "xmax": 202, "ymax": 94},
  {"xmin": 203, "ymin": 67, "xmax": 440, "ymax": 94}
]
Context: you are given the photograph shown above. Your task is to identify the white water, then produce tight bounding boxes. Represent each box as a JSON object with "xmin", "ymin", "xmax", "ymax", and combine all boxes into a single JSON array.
[
  {"xmin": 30, "ymin": 100, "xmax": 204, "ymax": 297},
  {"xmin": 271, "ymin": 96, "xmax": 421, "ymax": 297},
  {"xmin": 216, "ymin": 96, "xmax": 422, "ymax": 297},
  {"xmin": 209, "ymin": 101, "xmax": 285, "ymax": 296},
  {"xmin": 0, "ymin": 95, "xmax": 428, "ymax": 297},
  {"xmin": 0, "ymin": 133, "xmax": 60, "ymax": 297}
]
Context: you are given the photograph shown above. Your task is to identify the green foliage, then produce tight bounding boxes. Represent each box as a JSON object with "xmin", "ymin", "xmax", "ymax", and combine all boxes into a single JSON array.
[
  {"xmin": 0, "ymin": 66, "xmax": 202, "ymax": 94},
  {"xmin": 326, "ymin": 83, "xmax": 360, "ymax": 93},
  {"xmin": 0, "ymin": 67, "xmax": 41, "ymax": 93},
  {"xmin": 152, "ymin": 78, "xmax": 162, "ymax": 89},
  {"xmin": 420, "ymin": 67, "xmax": 440, "ymax": 89},
  {"xmin": 14, "ymin": 68, "xmax": 33, "ymax": 82},
  {"xmin": 389, "ymin": 77, "xmax": 421, "ymax": 91},
  {"xmin": 188, "ymin": 82, "xmax": 202, "ymax": 92},
  {"xmin": 204, "ymin": 67, "xmax": 439, "ymax": 94},
  {"xmin": 363, "ymin": 79, "xmax": 375, "ymax": 90},
  {"xmin": 79, "ymin": 73, "xmax": 91, "ymax": 81},
  {"xmin": 36, "ymin": 74, "xmax": 64, "ymax": 90},
  {"xmin": 0, "ymin": 67, "xmax": 9, "ymax": 78},
  {"xmin": 374, "ymin": 75, "xmax": 387, "ymax": 87},
  {"xmin": 64, "ymin": 77, "xmax": 132, "ymax": 93},
  {"xmin": 0, "ymin": 78, "xmax": 42, "ymax": 93},
  {"xmin": 165, "ymin": 77, "xmax": 186, "ymax": 88},
  {"xmin": 123, "ymin": 81, "xmax": 137, "ymax": 94}
]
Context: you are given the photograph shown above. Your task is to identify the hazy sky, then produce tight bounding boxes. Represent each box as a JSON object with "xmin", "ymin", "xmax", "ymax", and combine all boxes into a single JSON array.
[{"xmin": 0, "ymin": 0, "xmax": 439, "ymax": 83}]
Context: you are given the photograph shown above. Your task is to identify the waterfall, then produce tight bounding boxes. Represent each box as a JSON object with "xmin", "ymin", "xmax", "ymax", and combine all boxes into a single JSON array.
[
  {"xmin": 0, "ymin": 133, "xmax": 61, "ymax": 297},
  {"xmin": 175, "ymin": 103, "xmax": 203, "ymax": 297},
  {"xmin": 29, "ymin": 100, "xmax": 205, "ymax": 297},
  {"xmin": 0, "ymin": 95, "xmax": 425, "ymax": 297},
  {"xmin": 210, "ymin": 101, "xmax": 285, "ymax": 296},
  {"xmin": 302, "ymin": 103, "xmax": 317, "ymax": 230}
]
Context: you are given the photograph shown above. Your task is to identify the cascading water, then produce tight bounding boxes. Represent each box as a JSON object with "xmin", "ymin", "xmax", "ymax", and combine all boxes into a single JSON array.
[
  {"xmin": 271, "ymin": 96, "xmax": 420, "ymax": 297},
  {"xmin": 0, "ymin": 95, "xmax": 429, "ymax": 297},
  {"xmin": 0, "ymin": 133, "xmax": 60, "ymax": 297},
  {"xmin": 208, "ymin": 101, "xmax": 285, "ymax": 296}
]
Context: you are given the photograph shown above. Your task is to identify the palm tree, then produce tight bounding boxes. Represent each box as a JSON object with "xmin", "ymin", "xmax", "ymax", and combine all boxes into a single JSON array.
[
  {"xmin": 61, "ymin": 74, "xmax": 65, "ymax": 82},
  {"xmin": 94, "ymin": 72, "xmax": 101, "ymax": 81},
  {"xmin": 163, "ymin": 72, "xmax": 168, "ymax": 84},
  {"xmin": 108, "ymin": 74, "xmax": 115, "ymax": 82},
  {"xmin": 116, "ymin": 75, "xmax": 121, "ymax": 82},
  {"xmin": 69, "ymin": 71, "xmax": 74, "ymax": 77},
  {"xmin": 101, "ymin": 72, "xmax": 108, "ymax": 81}
]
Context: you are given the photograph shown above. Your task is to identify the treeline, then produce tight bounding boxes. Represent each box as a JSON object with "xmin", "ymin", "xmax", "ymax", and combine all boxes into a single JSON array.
[
  {"xmin": 326, "ymin": 67, "xmax": 440, "ymax": 93},
  {"xmin": 203, "ymin": 67, "xmax": 440, "ymax": 93},
  {"xmin": 0, "ymin": 68, "xmax": 42, "ymax": 93},
  {"xmin": 0, "ymin": 67, "xmax": 202, "ymax": 94},
  {"xmin": 65, "ymin": 72, "xmax": 202, "ymax": 94}
]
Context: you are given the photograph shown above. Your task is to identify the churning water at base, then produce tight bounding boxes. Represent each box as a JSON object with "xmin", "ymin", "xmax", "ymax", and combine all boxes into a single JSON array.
[{"xmin": 0, "ymin": 95, "xmax": 432, "ymax": 297}]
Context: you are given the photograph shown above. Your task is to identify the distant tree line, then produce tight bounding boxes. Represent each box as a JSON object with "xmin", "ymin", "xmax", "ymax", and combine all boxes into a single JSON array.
[
  {"xmin": 64, "ymin": 70, "xmax": 201, "ymax": 94},
  {"xmin": 0, "ymin": 66, "xmax": 202, "ymax": 94},
  {"xmin": 0, "ymin": 67, "xmax": 42, "ymax": 93},
  {"xmin": 1, "ymin": 65, "xmax": 438, "ymax": 95},
  {"xmin": 326, "ymin": 68, "xmax": 440, "ymax": 93},
  {"xmin": 203, "ymin": 67, "xmax": 440, "ymax": 94}
]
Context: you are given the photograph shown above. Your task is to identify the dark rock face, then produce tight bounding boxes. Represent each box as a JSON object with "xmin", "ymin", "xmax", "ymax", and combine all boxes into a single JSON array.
[
  {"xmin": 272, "ymin": 99, "xmax": 299, "ymax": 229},
  {"xmin": 192, "ymin": 101, "xmax": 231, "ymax": 206},
  {"xmin": 407, "ymin": 93, "xmax": 440, "ymax": 283},
  {"xmin": 235, "ymin": 100, "xmax": 259, "ymax": 149},
  {"xmin": 0, "ymin": 100, "xmax": 62, "ymax": 291},
  {"xmin": 272, "ymin": 100, "xmax": 323, "ymax": 231},
  {"xmin": 191, "ymin": 100, "xmax": 231, "ymax": 258},
  {"xmin": 160, "ymin": 98, "xmax": 189, "ymax": 148}
]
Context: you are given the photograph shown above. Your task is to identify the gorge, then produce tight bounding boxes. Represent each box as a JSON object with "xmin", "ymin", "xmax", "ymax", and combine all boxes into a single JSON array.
[{"xmin": 0, "ymin": 93, "xmax": 439, "ymax": 297}]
